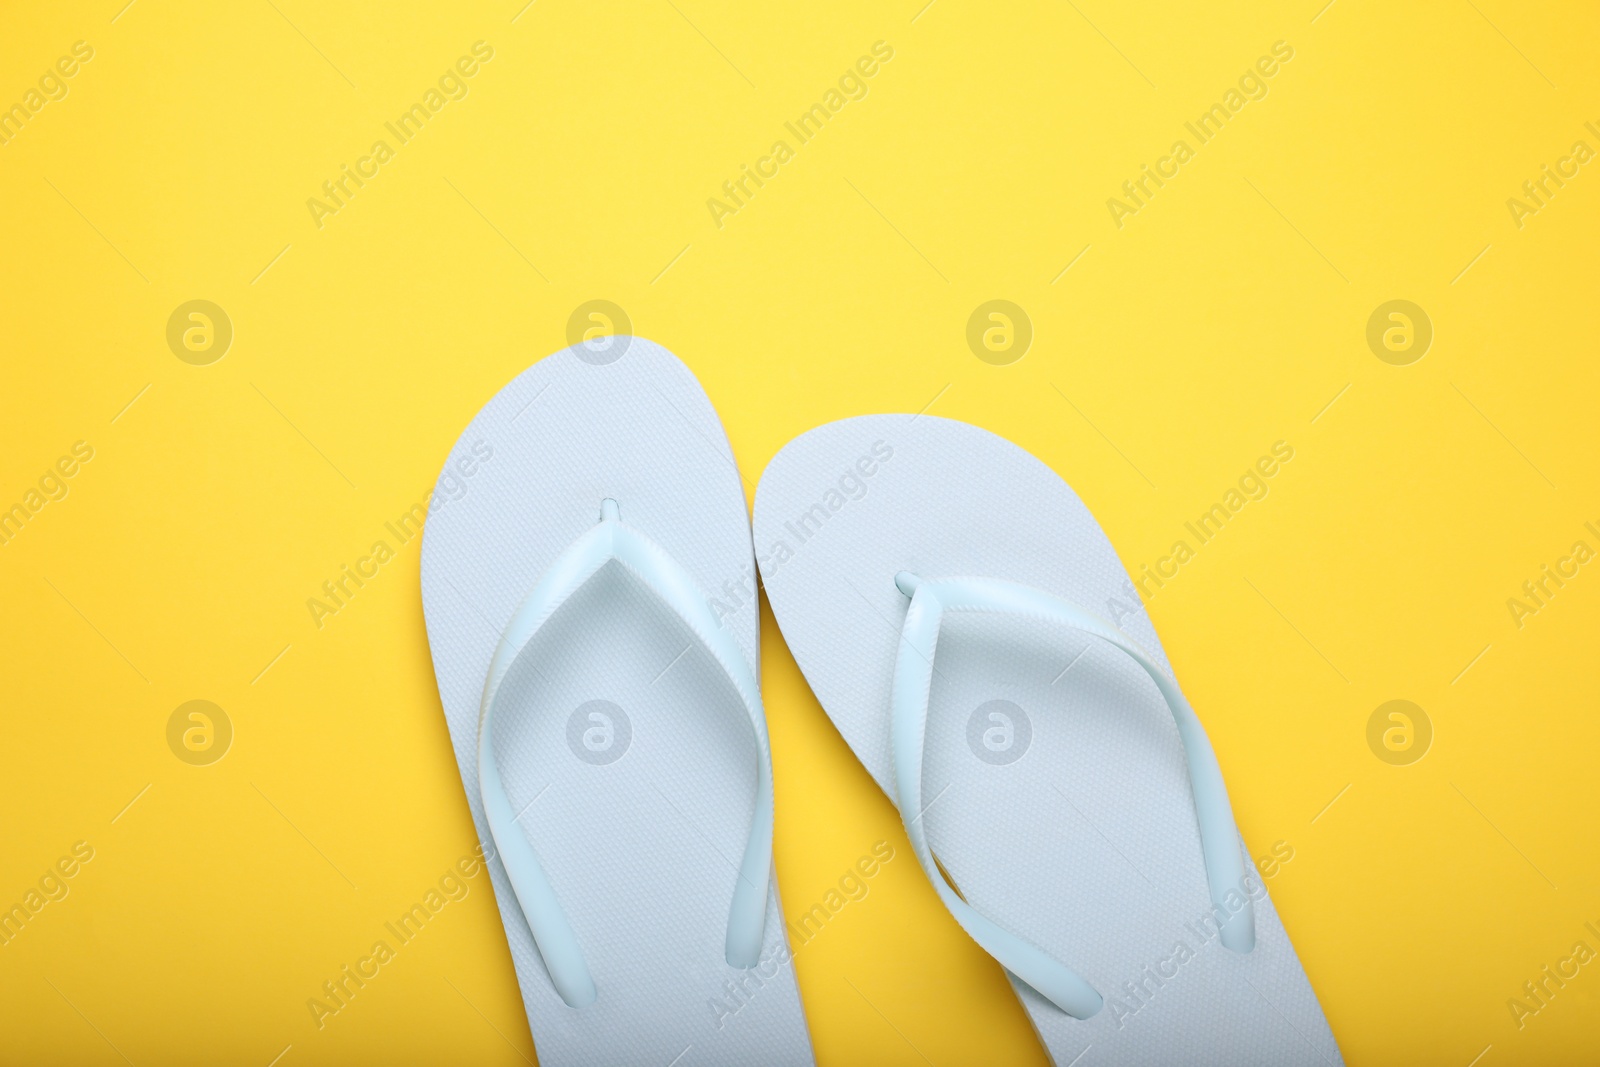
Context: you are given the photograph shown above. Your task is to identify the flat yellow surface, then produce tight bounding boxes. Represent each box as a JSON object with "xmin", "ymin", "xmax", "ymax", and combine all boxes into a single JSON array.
[{"xmin": 2, "ymin": 2, "xmax": 1597, "ymax": 1064}]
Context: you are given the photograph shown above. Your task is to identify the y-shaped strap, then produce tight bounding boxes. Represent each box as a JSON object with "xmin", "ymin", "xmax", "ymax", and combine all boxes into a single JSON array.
[
  {"xmin": 477, "ymin": 499, "xmax": 774, "ymax": 1009},
  {"xmin": 890, "ymin": 571, "xmax": 1255, "ymax": 1020}
]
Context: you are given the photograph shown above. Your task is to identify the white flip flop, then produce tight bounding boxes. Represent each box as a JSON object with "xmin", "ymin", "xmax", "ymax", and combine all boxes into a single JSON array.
[
  {"xmin": 422, "ymin": 337, "xmax": 814, "ymax": 1066},
  {"xmin": 753, "ymin": 414, "xmax": 1341, "ymax": 1066}
]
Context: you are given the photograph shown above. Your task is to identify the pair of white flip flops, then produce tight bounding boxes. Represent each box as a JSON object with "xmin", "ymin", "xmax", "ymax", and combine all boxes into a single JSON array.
[{"xmin": 421, "ymin": 339, "xmax": 1343, "ymax": 1066}]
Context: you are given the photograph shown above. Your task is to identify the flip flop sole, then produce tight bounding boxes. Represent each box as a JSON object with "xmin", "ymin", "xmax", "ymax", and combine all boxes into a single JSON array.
[
  {"xmin": 423, "ymin": 339, "xmax": 812, "ymax": 1066},
  {"xmin": 754, "ymin": 414, "xmax": 1340, "ymax": 1066}
]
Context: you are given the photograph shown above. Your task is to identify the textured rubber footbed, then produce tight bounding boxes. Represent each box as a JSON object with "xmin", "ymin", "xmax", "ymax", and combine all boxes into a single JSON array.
[
  {"xmin": 753, "ymin": 414, "xmax": 1341, "ymax": 1067},
  {"xmin": 421, "ymin": 339, "xmax": 813, "ymax": 1067}
]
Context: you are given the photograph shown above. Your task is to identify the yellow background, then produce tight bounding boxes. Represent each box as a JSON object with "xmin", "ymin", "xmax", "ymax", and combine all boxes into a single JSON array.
[{"xmin": 2, "ymin": 1, "xmax": 1597, "ymax": 1063}]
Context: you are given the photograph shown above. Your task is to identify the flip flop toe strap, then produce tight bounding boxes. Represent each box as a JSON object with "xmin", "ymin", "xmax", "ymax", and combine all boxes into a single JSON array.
[
  {"xmin": 889, "ymin": 571, "xmax": 1255, "ymax": 1020},
  {"xmin": 477, "ymin": 499, "xmax": 774, "ymax": 1008}
]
